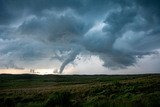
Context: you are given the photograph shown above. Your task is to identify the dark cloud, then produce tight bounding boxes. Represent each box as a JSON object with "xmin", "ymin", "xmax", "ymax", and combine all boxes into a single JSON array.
[
  {"xmin": 0, "ymin": 0, "xmax": 160, "ymax": 73},
  {"xmin": 18, "ymin": 10, "xmax": 88, "ymax": 43}
]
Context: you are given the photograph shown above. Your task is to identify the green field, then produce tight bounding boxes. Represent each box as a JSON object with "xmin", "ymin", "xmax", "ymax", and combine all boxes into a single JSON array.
[{"xmin": 0, "ymin": 74, "xmax": 160, "ymax": 107}]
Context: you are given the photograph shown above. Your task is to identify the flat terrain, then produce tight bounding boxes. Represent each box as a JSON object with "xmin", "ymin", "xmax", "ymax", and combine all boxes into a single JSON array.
[{"xmin": 0, "ymin": 74, "xmax": 160, "ymax": 107}]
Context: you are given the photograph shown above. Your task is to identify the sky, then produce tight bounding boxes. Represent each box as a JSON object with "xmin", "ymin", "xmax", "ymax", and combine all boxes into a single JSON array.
[{"xmin": 0, "ymin": 0, "xmax": 160, "ymax": 74}]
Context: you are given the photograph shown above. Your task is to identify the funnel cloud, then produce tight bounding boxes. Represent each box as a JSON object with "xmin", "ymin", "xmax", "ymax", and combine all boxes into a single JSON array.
[{"xmin": 59, "ymin": 49, "xmax": 79, "ymax": 73}]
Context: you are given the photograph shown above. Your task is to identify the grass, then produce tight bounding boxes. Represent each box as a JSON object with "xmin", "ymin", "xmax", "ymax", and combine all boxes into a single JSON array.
[{"xmin": 0, "ymin": 74, "xmax": 160, "ymax": 107}]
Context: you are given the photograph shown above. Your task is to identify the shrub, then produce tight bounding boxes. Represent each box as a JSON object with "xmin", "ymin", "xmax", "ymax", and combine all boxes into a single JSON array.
[{"xmin": 45, "ymin": 91, "xmax": 72, "ymax": 107}]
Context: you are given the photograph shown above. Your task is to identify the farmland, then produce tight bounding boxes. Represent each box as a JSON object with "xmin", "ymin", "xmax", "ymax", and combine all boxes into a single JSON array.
[{"xmin": 0, "ymin": 74, "xmax": 160, "ymax": 107}]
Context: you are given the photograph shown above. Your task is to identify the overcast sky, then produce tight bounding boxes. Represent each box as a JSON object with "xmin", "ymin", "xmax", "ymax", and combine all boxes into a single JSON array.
[{"xmin": 0, "ymin": 0, "xmax": 160, "ymax": 74}]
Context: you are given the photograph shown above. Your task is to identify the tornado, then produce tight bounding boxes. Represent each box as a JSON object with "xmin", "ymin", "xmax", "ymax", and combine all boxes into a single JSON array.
[{"xmin": 59, "ymin": 50, "xmax": 79, "ymax": 73}]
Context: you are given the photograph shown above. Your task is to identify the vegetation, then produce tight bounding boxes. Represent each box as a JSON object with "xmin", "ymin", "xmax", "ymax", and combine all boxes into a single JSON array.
[{"xmin": 0, "ymin": 74, "xmax": 160, "ymax": 107}]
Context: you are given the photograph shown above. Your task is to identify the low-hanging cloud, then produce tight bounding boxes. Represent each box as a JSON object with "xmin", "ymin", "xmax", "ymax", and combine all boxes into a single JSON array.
[{"xmin": 0, "ymin": 0, "xmax": 160, "ymax": 73}]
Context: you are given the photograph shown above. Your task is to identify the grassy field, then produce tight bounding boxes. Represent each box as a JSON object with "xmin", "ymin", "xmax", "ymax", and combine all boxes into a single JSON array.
[{"xmin": 0, "ymin": 74, "xmax": 160, "ymax": 107}]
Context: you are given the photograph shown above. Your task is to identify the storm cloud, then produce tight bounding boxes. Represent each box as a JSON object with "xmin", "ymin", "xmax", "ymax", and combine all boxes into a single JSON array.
[{"xmin": 0, "ymin": 0, "xmax": 160, "ymax": 73}]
